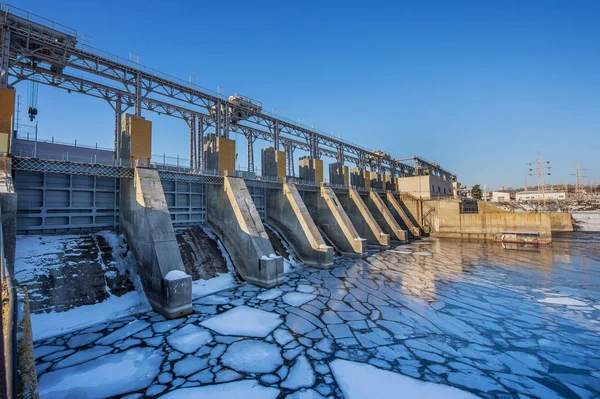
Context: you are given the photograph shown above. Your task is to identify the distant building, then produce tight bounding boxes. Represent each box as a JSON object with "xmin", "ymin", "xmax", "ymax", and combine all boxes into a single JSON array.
[
  {"xmin": 396, "ymin": 175, "xmax": 453, "ymax": 199},
  {"xmin": 492, "ymin": 191, "xmax": 511, "ymax": 202},
  {"xmin": 516, "ymin": 190, "xmax": 566, "ymax": 202},
  {"xmin": 452, "ymin": 181, "xmax": 470, "ymax": 199}
]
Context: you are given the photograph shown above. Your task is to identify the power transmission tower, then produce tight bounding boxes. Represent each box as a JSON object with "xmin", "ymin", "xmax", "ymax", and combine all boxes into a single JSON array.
[
  {"xmin": 570, "ymin": 160, "xmax": 587, "ymax": 200},
  {"xmin": 527, "ymin": 151, "xmax": 551, "ymax": 212}
]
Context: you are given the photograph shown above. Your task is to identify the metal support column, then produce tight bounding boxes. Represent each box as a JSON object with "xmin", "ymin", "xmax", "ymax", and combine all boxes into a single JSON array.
[
  {"xmin": 247, "ymin": 134, "xmax": 255, "ymax": 173},
  {"xmin": 273, "ymin": 120, "xmax": 279, "ymax": 150},
  {"xmin": 198, "ymin": 117, "xmax": 205, "ymax": 171},
  {"xmin": 0, "ymin": 29, "xmax": 10, "ymax": 88},
  {"xmin": 189, "ymin": 115, "xmax": 197, "ymax": 170},
  {"xmin": 134, "ymin": 72, "xmax": 142, "ymax": 117},
  {"xmin": 114, "ymin": 96, "xmax": 122, "ymax": 160},
  {"xmin": 223, "ymin": 104, "xmax": 229, "ymax": 139},
  {"xmin": 215, "ymin": 100, "xmax": 221, "ymax": 137}
]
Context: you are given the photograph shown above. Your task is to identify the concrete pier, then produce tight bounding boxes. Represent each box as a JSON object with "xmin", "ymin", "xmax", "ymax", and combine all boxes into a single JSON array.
[
  {"xmin": 299, "ymin": 157, "xmax": 323, "ymax": 183},
  {"xmin": 120, "ymin": 168, "xmax": 192, "ymax": 319},
  {"xmin": 303, "ymin": 186, "xmax": 367, "ymax": 257},
  {"xmin": 207, "ymin": 177, "xmax": 284, "ymax": 287},
  {"xmin": 267, "ymin": 183, "xmax": 334, "ymax": 268},
  {"xmin": 369, "ymin": 172, "xmax": 383, "ymax": 190},
  {"xmin": 386, "ymin": 193, "xmax": 422, "ymax": 238},
  {"xmin": 337, "ymin": 189, "xmax": 390, "ymax": 248},
  {"xmin": 350, "ymin": 168, "xmax": 369, "ymax": 189},
  {"xmin": 261, "ymin": 147, "xmax": 286, "ymax": 179},
  {"xmin": 204, "ymin": 134, "xmax": 236, "ymax": 172},
  {"xmin": 366, "ymin": 191, "xmax": 408, "ymax": 242},
  {"xmin": 329, "ymin": 163, "xmax": 349, "ymax": 186}
]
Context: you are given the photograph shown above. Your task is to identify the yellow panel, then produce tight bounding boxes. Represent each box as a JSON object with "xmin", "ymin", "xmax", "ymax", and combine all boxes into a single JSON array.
[
  {"xmin": 313, "ymin": 159, "xmax": 324, "ymax": 184},
  {"xmin": 276, "ymin": 150, "xmax": 286, "ymax": 178},
  {"xmin": 0, "ymin": 88, "xmax": 15, "ymax": 153},
  {"xmin": 0, "ymin": 133, "xmax": 9, "ymax": 154},
  {"xmin": 129, "ymin": 117, "xmax": 152, "ymax": 162},
  {"xmin": 218, "ymin": 137, "xmax": 236, "ymax": 172},
  {"xmin": 343, "ymin": 165, "xmax": 349, "ymax": 186}
]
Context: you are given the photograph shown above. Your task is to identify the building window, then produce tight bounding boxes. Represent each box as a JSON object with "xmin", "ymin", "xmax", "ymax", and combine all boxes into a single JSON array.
[
  {"xmin": 438, "ymin": 186, "xmax": 441, "ymax": 193},
  {"xmin": 431, "ymin": 185, "xmax": 434, "ymax": 192}
]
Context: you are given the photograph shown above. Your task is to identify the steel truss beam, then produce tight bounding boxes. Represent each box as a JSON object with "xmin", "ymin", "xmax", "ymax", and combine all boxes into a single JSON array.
[{"xmin": 1, "ymin": 9, "xmax": 456, "ymax": 180}]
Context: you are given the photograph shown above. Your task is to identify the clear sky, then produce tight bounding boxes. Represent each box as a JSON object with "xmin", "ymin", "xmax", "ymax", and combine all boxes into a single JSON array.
[{"xmin": 12, "ymin": 0, "xmax": 600, "ymax": 189}]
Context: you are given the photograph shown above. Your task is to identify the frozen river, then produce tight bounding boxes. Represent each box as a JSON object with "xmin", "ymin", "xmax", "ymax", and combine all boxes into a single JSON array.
[{"xmin": 33, "ymin": 233, "xmax": 600, "ymax": 398}]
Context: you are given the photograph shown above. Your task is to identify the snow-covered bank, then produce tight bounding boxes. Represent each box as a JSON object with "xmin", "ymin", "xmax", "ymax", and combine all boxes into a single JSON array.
[
  {"xmin": 31, "ymin": 291, "xmax": 150, "ymax": 341},
  {"xmin": 571, "ymin": 212, "xmax": 600, "ymax": 232}
]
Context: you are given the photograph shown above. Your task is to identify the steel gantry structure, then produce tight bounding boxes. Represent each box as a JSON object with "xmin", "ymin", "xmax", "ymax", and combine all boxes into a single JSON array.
[{"xmin": 0, "ymin": 4, "xmax": 456, "ymax": 181}]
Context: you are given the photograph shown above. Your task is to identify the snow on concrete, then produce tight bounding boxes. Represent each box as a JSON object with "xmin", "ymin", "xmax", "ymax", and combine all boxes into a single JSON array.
[
  {"xmin": 37, "ymin": 347, "xmax": 164, "ymax": 398},
  {"xmin": 282, "ymin": 292, "xmax": 317, "ymax": 306},
  {"xmin": 161, "ymin": 380, "xmax": 279, "ymax": 399},
  {"xmin": 201, "ymin": 305, "xmax": 282, "ymax": 337},
  {"xmin": 221, "ymin": 340, "xmax": 283, "ymax": 373},
  {"xmin": 538, "ymin": 297, "xmax": 587, "ymax": 306},
  {"xmin": 166, "ymin": 324, "xmax": 212, "ymax": 354},
  {"xmin": 330, "ymin": 359, "xmax": 478, "ymax": 399},
  {"xmin": 30, "ymin": 291, "xmax": 150, "ymax": 341},
  {"xmin": 165, "ymin": 270, "xmax": 190, "ymax": 281},
  {"xmin": 192, "ymin": 273, "xmax": 236, "ymax": 298}
]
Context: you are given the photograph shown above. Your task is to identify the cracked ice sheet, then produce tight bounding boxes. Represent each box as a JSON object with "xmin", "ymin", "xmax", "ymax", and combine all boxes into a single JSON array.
[
  {"xmin": 538, "ymin": 296, "xmax": 587, "ymax": 306},
  {"xmin": 283, "ymin": 292, "xmax": 317, "ymax": 306},
  {"xmin": 201, "ymin": 305, "xmax": 282, "ymax": 337},
  {"xmin": 161, "ymin": 380, "xmax": 279, "ymax": 399},
  {"xmin": 37, "ymin": 347, "xmax": 164, "ymax": 398},
  {"xmin": 330, "ymin": 359, "xmax": 478, "ymax": 399}
]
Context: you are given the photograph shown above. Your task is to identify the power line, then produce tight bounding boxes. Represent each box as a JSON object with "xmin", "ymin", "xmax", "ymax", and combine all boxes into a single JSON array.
[{"xmin": 527, "ymin": 151, "xmax": 551, "ymax": 213}]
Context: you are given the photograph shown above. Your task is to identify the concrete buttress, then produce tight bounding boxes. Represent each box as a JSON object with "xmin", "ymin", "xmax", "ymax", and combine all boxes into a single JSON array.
[
  {"xmin": 386, "ymin": 192, "xmax": 422, "ymax": 238},
  {"xmin": 267, "ymin": 183, "xmax": 334, "ymax": 268},
  {"xmin": 120, "ymin": 168, "xmax": 192, "ymax": 319},
  {"xmin": 367, "ymin": 191, "xmax": 408, "ymax": 242},
  {"xmin": 337, "ymin": 189, "xmax": 390, "ymax": 248},
  {"xmin": 303, "ymin": 186, "xmax": 367, "ymax": 257},
  {"xmin": 207, "ymin": 177, "xmax": 284, "ymax": 287}
]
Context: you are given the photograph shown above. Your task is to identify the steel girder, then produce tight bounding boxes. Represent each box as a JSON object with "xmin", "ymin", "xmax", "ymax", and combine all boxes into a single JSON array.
[{"xmin": 0, "ymin": 10, "xmax": 454, "ymax": 180}]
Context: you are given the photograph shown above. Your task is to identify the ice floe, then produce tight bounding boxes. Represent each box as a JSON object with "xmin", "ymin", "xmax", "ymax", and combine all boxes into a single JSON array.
[
  {"xmin": 166, "ymin": 324, "xmax": 212, "ymax": 354},
  {"xmin": 161, "ymin": 380, "xmax": 279, "ymax": 399},
  {"xmin": 330, "ymin": 359, "xmax": 478, "ymax": 398},
  {"xmin": 37, "ymin": 347, "xmax": 163, "ymax": 398},
  {"xmin": 221, "ymin": 340, "xmax": 283, "ymax": 373},
  {"xmin": 283, "ymin": 292, "xmax": 317, "ymax": 306},
  {"xmin": 201, "ymin": 306, "xmax": 282, "ymax": 337}
]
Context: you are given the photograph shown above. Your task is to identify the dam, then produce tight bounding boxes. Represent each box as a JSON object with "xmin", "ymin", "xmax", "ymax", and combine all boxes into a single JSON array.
[{"xmin": 0, "ymin": 4, "xmax": 596, "ymax": 399}]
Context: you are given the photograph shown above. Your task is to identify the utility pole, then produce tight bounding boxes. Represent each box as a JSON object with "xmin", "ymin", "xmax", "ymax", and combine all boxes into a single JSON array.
[
  {"xmin": 527, "ymin": 151, "xmax": 551, "ymax": 213},
  {"xmin": 570, "ymin": 160, "xmax": 587, "ymax": 200}
]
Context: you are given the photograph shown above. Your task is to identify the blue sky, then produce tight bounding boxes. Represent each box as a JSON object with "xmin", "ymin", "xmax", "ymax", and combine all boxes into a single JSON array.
[{"xmin": 13, "ymin": 0, "xmax": 600, "ymax": 189}]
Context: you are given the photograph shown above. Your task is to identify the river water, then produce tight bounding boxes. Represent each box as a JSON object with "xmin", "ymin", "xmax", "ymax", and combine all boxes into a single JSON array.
[{"xmin": 32, "ymin": 233, "xmax": 600, "ymax": 398}]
